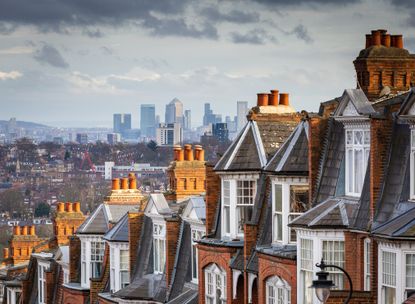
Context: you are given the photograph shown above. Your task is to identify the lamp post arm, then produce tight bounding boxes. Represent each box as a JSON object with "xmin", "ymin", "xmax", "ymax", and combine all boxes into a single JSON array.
[{"xmin": 321, "ymin": 264, "xmax": 353, "ymax": 304}]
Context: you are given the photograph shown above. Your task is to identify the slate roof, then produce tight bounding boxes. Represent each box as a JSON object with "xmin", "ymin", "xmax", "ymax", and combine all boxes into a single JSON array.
[
  {"xmin": 103, "ymin": 213, "xmax": 129, "ymax": 242},
  {"xmin": 230, "ymin": 249, "xmax": 244, "ymax": 271},
  {"xmin": 333, "ymin": 89, "xmax": 375, "ymax": 116},
  {"xmin": 256, "ymin": 244, "xmax": 297, "ymax": 260},
  {"xmin": 373, "ymin": 207, "xmax": 415, "ymax": 238},
  {"xmin": 290, "ymin": 197, "xmax": 359, "ymax": 229},
  {"xmin": 265, "ymin": 120, "xmax": 309, "ymax": 174},
  {"xmin": 214, "ymin": 120, "xmax": 297, "ymax": 172},
  {"xmin": 146, "ymin": 193, "xmax": 173, "ymax": 215},
  {"xmin": 77, "ymin": 203, "xmax": 137, "ymax": 235},
  {"xmin": 182, "ymin": 196, "xmax": 206, "ymax": 223}
]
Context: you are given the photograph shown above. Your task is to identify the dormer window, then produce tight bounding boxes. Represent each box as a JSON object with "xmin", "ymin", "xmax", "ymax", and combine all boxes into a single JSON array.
[
  {"xmin": 345, "ymin": 128, "xmax": 370, "ymax": 196},
  {"xmin": 221, "ymin": 178, "xmax": 256, "ymax": 239},
  {"xmin": 109, "ymin": 243, "xmax": 130, "ymax": 293},
  {"xmin": 153, "ymin": 222, "xmax": 166, "ymax": 274},
  {"xmin": 411, "ymin": 129, "xmax": 415, "ymax": 199},
  {"xmin": 38, "ymin": 263, "xmax": 49, "ymax": 304}
]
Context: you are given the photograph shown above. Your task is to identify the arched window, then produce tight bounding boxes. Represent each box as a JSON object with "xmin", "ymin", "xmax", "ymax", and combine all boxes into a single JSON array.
[
  {"xmin": 205, "ymin": 263, "xmax": 226, "ymax": 304},
  {"xmin": 265, "ymin": 276, "xmax": 291, "ymax": 304}
]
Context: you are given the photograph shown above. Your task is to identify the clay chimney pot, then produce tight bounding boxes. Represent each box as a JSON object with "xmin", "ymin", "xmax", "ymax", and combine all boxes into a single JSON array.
[
  {"xmin": 112, "ymin": 178, "xmax": 120, "ymax": 190},
  {"xmin": 365, "ymin": 34, "xmax": 372, "ymax": 48},
  {"xmin": 74, "ymin": 202, "xmax": 81, "ymax": 213},
  {"xmin": 178, "ymin": 149, "xmax": 185, "ymax": 161},
  {"xmin": 198, "ymin": 149, "xmax": 205, "ymax": 162},
  {"xmin": 382, "ymin": 34, "xmax": 391, "ymax": 47},
  {"xmin": 129, "ymin": 175, "xmax": 137, "ymax": 190},
  {"xmin": 57, "ymin": 202, "xmax": 65, "ymax": 213},
  {"xmin": 173, "ymin": 145, "xmax": 181, "ymax": 161},
  {"xmin": 14, "ymin": 226, "xmax": 20, "ymax": 235},
  {"xmin": 279, "ymin": 93, "xmax": 290, "ymax": 106},
  {"xmin": 29, "ymin": 226, "xmax": 35, "ymax": 236},
  {"xmin": 66, "ymin": 202, "xmax": 73, "ymax": 213},
  {"xmin": 371, "ymin": 30, "xmax": 381, "ymax": 46},
  {"xmin": 395, "ymin": 35, "xmax": 403, "ymax": 49},
  {"xmin": 3, "ymin": 248, "xmax": 9, "ymax": 259},
  {"xmin": 269, "ymin": 90, "xmax": 279, "ymax": 106},
  {"xmin": 184, "ymin": 144, "xmax": 194, "ymax": 161},
  {"xmin": 121, "ymin": 177, "xmax": 129, "ymax": 190},
  {"xmin": 257, "ymin": 93, "xmax": 269, "ymax": 107},
  {"xmin": 21, "ymin": 226, "xmax": 28, "ymax": 236}
]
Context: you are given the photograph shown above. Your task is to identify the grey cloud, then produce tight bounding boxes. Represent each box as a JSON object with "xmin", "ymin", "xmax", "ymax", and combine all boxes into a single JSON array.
[
  {"xmin": 251, "ymin": 0, "xmax": 360, "ymax": 6},
  {"xmin": 83, "ymin": 28, "xmax": 104, "ymax": 38},
  {"xmin": 33, "ymin": 43, "xmax": 69, "ymax": 68},
  {"xmin": 230, "ymin": 29, "xmax": 277, "ymax": 45},
  {"xmin": 0, "ymin": 22, "xmax": 17, "ymax": 34},
  {"xmin": 100, "ymin": 46, "xmax": 113, "ymax": 55},
  {"xmin": 291, "ymin": 24, "xmax": 313, "ymax": 43},
  {"xmin": 390, "ymin": 0, "xmax": 415, "ymax": 27},
  {"xmin": 199, "ymin": 7, "xmax": 260, "ymax": 23}
]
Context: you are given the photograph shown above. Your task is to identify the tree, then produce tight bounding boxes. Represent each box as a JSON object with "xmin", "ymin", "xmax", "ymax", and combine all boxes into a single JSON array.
[
  {"xmin": 0, "ymin": 189, "xmax": 25, "ymax": 216},
  {"xmin": 147, "ymin": 140, "xmax": 158, "ymax": 152},
  {"xmin": 34, "ymin": 202, "xmax": 50, "ymax": 217}
]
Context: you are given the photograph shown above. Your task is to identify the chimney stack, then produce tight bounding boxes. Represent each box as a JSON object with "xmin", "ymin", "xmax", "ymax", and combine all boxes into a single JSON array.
[
  {"xmin": 129, "ymin": 173, "xmax": 137, "ymax": 189},
  {"xmin": 66, "ymin": 202, "xmax": 73, "ymax": 213},
  {"xmin": 3, "ymin": 248, "xmax": 9, "ymax": 259},
  {"xmin": 29, "ymin": 226, "xmax": 35, "ymax": 236},
  {"xmin": 371, "ymin": 30, "xmax": 381, "ymax": 46},
  {"xmin": 57, "ymin": 202, "xmax": 65, "ymax": 213},
  {"xmin": 279, "ymin": 93, "xmax": 290, "ymax": 106},
  {"xmin": 14, "ymin": 226, "xmax": 20, "ymax": 235},
  {"xmin": 21, "ymin": 226, "xmax": 28, "ymax": 236},
  {"xmin": 121, "ymin": 177, "xmax": 129, "ymax": 190},
  {"xmin": 257, "ymin": 93, "xmax": 269, "ymax": 106},
  {"xmin": 74, "ymin": 202, "xmax": 81, "ymax": 213},
  {"xmin": 112, "ymin": 178, "xmax": 120, "ymax": 190},
  {"xmin": 269, "ymin": 90, "xmax": 279, "ymax": 106}
]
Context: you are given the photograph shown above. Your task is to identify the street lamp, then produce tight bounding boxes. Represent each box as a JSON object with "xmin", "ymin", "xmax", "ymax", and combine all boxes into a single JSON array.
[{"xmin": 310, "ymin": 259, "xmax": 353, "ymax": 304}]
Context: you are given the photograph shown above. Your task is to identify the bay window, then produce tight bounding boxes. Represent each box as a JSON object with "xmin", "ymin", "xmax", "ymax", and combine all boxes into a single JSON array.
[
  {"xmin": 191, "ymin": 228, "xmax": 204, "ymax": 282},
  {"xmin": 406, "ymin": 254, "xmax": 415, "ymax": 298},
  {"xmin": 322, "ymin": 240, "xmax": 345, "ymax": 289},
  {"xmin": 299, "ymin": 238, "xmax": 313, "ymax": 304},
  {"xmin": 91, "ymin": 241, "xmax": 105, "ymax": 278},
  {"xmin": 221, "ymin": 178, "xmax": 256, "ymax": 238},
  {"xmin": 109, "ymin": 244, "xmax": 130, "ymax": 293},
  {"xmin": 381, "ymin": 250, "xmax": 396, "ymax": 304},
  {"xmin": 345, "ymin": 128, "xmax": 370, "ymax": 196},
  {"xmin": 273, "ymin": 181, "xmax": 308, "ymax": 244},
  {"xmin": 153, "ymin": 222, "xmax": 166, "ymax": 274},
  {"xmin": 410, "ymin": 129, "xmax": 415, "ymax": 199},
  {"xmin": 266, "ymin": 276, "xmax": 291, "ymax": 304},
  {"xmin": 205, "ymin": 264, "xmax": 226, "ymax": 304},
  {"xmin": 80, "ymin": 237, "xmax": 105, "ymax": 288},
  {"xmin": 120, "ymin": 249, "xmax": 130, "ymax": 288}
]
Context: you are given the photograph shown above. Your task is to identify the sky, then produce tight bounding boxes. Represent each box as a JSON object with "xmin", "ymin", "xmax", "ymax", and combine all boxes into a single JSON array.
[{"xmin": 0, "ymin": 0, "xmax": 414, "ymax": 128}]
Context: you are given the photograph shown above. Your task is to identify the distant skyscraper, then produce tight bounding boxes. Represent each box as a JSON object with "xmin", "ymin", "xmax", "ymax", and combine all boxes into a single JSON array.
[
  {"xmin": 237, "ymin": 101, "xmax": 248, "ymax": 131},
  {"xmin": 107, "ymin": 133, "xmax": 121, "ymax": 145},
  {"xmin": 212, "ymin": 123, "xmax": 229, "ymax": 143},
  {"xmin": 76, "ymin": 133, "xmax": 88, "ymax": 144},
  {"xmin": 165, "ymin": 98, "xmax": 184, "ymax": 125},
  {"xmin": 156, "ymin": 123, "xmax": 182, "ymax": 146},
  {"xmin": 140, "ymin": 104, "xmax": 156, "ymax": 138},
  {"xmin": 113, "ymin": 114, "xmax": 132, "ymax": 136},
  {"xmin": 203, "ymin": 103, "xmax": 222, "ymax": 126},
  {"xmin": 184, "ymin": 110, "xmax": 191, "ymax": 130}
]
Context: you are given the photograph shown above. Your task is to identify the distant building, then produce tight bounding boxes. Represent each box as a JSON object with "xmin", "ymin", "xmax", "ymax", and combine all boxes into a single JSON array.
[
  {"xmin": 184, "ymin": 109, "xmax": 191, "ymax": 130},
  {"xmin": 107, "ymin": 133, "xmax": 121, "ymax": 145},
  {"xmin": 212, "ymin": 122, "xmax": 229, "ymax": 143},
  {"xmin": 165, "ymin": 98, "xmax": 183, "ymax": 125},
  {"xmin": 53, "ymin": 137, "xmax": 64, "ymax": 145},
  {"xmin": 113, "ymin": 113, "xmax": 132, "ymax": 137},
  {"xmin": 140, "ymin": 104, "xmax": 156, "ymax": 138},
  {"xmin": 237, "ymin": 101, "xmax": 248, "ymax": 131},
  {"xmin": 76, "ymin": 133, "xmax": 88, "ymax": 144},
  {"xmin": 156, "ymin": 123, "xmax": 182, "ymax": 146},
  {"xmin": 203, "ymin": 103, "xmax": 222, "ymax": 126}
]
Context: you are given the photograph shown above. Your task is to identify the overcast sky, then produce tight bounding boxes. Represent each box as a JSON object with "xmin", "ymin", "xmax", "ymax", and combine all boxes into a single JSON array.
[{"xmin": 0, "ymin": 0, "xmax": 414, "ymax": 127}]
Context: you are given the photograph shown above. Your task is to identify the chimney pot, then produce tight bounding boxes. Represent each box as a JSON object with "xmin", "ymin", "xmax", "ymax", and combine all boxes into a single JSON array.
[
  {"xmin": 29, "ymin": 226, "xmax": 35, "ymax": 236},
  {"xmin": 173, "ymin": 145, "xmax": 181, "ymax": 161},
  {"xmin": 395, "ymin": 34, "xmax": 403, "ymax": 49},
  {"xmin": 121, "ymin": 177, "xmax": 129, "ymax": 190},
  {"xmin": 269, "ymin": 90, "xmax": 279, "ymax": 106},
  {"xmin": 14, "ymin": 226, "xmax": 20, "ymax": 235},
  {"xmin": 57, "ymin": 202, "xmax": 65, "ymax": 213},
  {"xmin": 371, "ymin": 30, "xmax": 381, "ymax": 46},
  {"xmin": 178, "ymin": 149, "xmax": 185, "ymax": 161},
  {"xmin": 129, "ymin": 175, "xmax": 137, "ymax": 189},
  {"xmin": 279, "ymin": 93, "xmax": 290, "ymax": 106},
  {"xmin": 3, "ymin": 248, "xmax": 9, "ymax": 259},
  {"xmin": 382, "ymin": 34, "xmax": 391, "ymax": 47},
  {"xmin": 74, "ymin": 202, "xmax": 81, "ymax": 213},
  {"xmin": 198, "ymin": 149, "xmax": 205, "ymax": 162},
  {"xmin": 257, "ymin": 93, "xmax": 269, "ymax": 106},
  {"xmin": 66, "ymin": 202, "xmax": 73, "ymax": 213},
  {"xmin": 194, "ymin": 145, "xmax": 202, "ymax": 160},
  {"xmin": 184, "ymin": 144, "xmax": 194, "ymax": 161},
  {"xmin": 112, "ymin": 178, "xmax": 120, "ymax": 190},
  {"xmin": 21, "ymin": 226, "xmax": 28, "ymax": 236},
  {"xmin": 365, "ymin": 34, "xmax": 372, "ymax": 48}
]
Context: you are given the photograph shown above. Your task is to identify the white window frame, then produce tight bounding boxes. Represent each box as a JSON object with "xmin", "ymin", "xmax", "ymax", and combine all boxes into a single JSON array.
[
  {"xmin": 410, "ymin": 128, "xmax": 415, "ymax": 200},
  {"xmin": 364, "ymin": 238, "xmax": 371, "ymax": 291},
  {"xmin": 191, "ymin": 228, "xmax": 204, "ymax": 283},
  {"xmin": 63, "ymin": 267, "xmax": 69, "ymax": 284},
  {"xmin": 380, "ymin": 250, "xmax": 397, "ymax": 304},
  {"xmin": 344, "ymin": 127, "xmax": 370, "ymax": 197},
  {"xmin": 204, "ymin": 263, "xmax": 226, "ymax": 304},
  {"xmin": 221, "ymin": 175, "xmax": 257, "ymax": 239},
  {"xmin": 322, "ymin": 240, "xmax": 345, "ymax": 290},
  {"xmin": 79, "ymin": 235, "xmax": 105, "ymax": 288},
  {"xmin": 271, "ymin": 178, "xmax": 308, "ymax": 245},
  {"xmin": 6, "ymin": 287, "xmax": 21, "ymax": 304},
  {"xmin": 153, "ymin": 221, "xmax": 166, "ymax": 274},
  {"xmin": 265, "ymin": 276, "xmax": 291, "ymax": 304},
  {"xmin": 299, "ymin": 238, "xmax": 313, "ymax": 304},
  {"xmin": 296, "ymin": 229, "xmax": 345, "ymax": 304},
  {"xmin": 38, "ymin": 262, "xmax": 49, "ymax": 304},
  {"xmin": 109, "ymin": 242, "xmax": 130, "ymax": 293}
]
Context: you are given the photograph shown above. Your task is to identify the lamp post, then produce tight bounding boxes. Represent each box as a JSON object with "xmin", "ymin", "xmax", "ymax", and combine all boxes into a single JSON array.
[{"xmin": 310, "ymin": 259, "xmax": 353, "ymax": 304}]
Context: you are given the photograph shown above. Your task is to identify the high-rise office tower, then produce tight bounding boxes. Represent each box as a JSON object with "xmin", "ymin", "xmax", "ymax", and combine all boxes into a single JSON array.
[
  {"xmin": 237, "ymin": 101, "xmax": 248, "ymax": 131},
  {"xmin": 212, "ymin": 123, "xmax": 229, "ymax": 144},
  {"xmin": 203, "ymin": 103, "xmax": 213, "ymax": 126},
  {"xmin": 113, "ymin": 114, "xmax": 132, "ymax": 136},
  {"xmin": 165, "ymin": 98, "xmax": 184, "ymax": 125},
  {"xmin": 140, "ymin": 104, "xmax": 156, "ymax": 138},
  {"xmin": 184, "ymin": 110, "xmax": 191, "ymax": 130},
  {"xmin": 156, "ymin": 123, "xmax": 183, "ymax": 146}
]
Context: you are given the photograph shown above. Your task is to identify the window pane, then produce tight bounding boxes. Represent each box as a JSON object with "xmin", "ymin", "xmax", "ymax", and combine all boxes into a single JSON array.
[
  {"xmin": 354, "ymin": 130, "xmax": 363, "ymax": 144},
  {"xmin": 290, "ymin": 185, "xmax": 308, "ymax": 213},
  {"xmin": 323, "ymin": 240, "xmax": 345, "ymax": 289},
  {"xmin": 347, "ymin": 149, "xmax": 353, "ymax": 193},
  {"xmin": 274, "ymin": 214, "xmax": 282, "ymax": 241},
  {"xmin": 354, "ymin": 149, "xmax": 363, "ymax": 193},
  {"xmin": 224, "ymin": 206, "xmax": 230, "ymax": 234},
  {"xmin": 237, "ymin": 206, "xmax": 253, "ymax": 234},
  {"xmin": 274, "ymin": 184, "xmax": 282, "ymax": 212},
  {"xmin": 407, "ymin": 254, "xmax": 415, "ymax": 289},
  {"xmin": 346, "ymin": 130, "xmax": 353, "ymax": 145}
]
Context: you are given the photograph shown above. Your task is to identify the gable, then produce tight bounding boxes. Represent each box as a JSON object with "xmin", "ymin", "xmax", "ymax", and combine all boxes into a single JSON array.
[{"xmin": 343, "ymin": 100, "xmax": 359, "ymax": 116}]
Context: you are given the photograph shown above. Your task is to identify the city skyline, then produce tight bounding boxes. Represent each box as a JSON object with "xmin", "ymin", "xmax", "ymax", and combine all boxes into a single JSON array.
[{"xmin": 2, "ymin": 0, "xmax": 415, "ymax": 127}]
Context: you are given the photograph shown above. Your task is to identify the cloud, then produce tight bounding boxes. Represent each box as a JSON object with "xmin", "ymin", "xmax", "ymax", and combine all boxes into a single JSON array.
[
  {"xmin": 251, "ymin": 0, "xmax": 360, "ymax": 6},
  {"xmin": 199, "ymin": 7, "xmax": 260, "ymax": 23},
  {"xmin": 0, "ymin": 46, "xmax": 34, "ymax": 55},
  {"xmin": 33, "ymin": 43, "xmax": 69, "ymax": 68},
  {"xmin": 0, "ymin": 70, "xmax": 22, "ymax": 80},
  {"xmin": 69, "ymin": 71, "xmax": 118, "ymax": 94},
  {"xmin": 230, "ymin": 28, "xmax": 277, "ymax": 44},
  {"xmin": 82, "ymin": 28, "xmax": 104, "ymax": 38},
  {"xmin": 291, "ymin": 24, "xmax": 313, "ymax": 43}
]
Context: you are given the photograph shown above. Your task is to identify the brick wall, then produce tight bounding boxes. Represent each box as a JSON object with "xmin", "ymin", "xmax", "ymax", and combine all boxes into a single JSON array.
[
  {"xmin": 61, "ymin": 285, "xmax": 89, "ymax": 304},
  {"xmin": 90, "ymin": 244, "xmax": 110, "ymax": 304},
  {"xmin": 257, "ymin": 253, "xmax": 297, "ymax": 304},
  {"xmin": 165, "ymin": 217, "xmax": 181, "ymax": 286},
  {"xmin": 205, "ymin": 163, "xmax": 220, "ymax": 235},
  {"xmin": 45, "ymin": 266, "xmax": 56, "ymax": 304},
  {"xmin": 326, "ymin": 290, "xmax": 372, "ymax": 304},
  {"xmin": 69, "ymin": 235, "xmax": 81, "ymax": 283},
  {"xmin": 197, "ymin": 243, "xmax": 237, "ymax": 304},
  {"xmin": 128, "ymin": 211, "xmax": 144, "ymax": 276}
]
